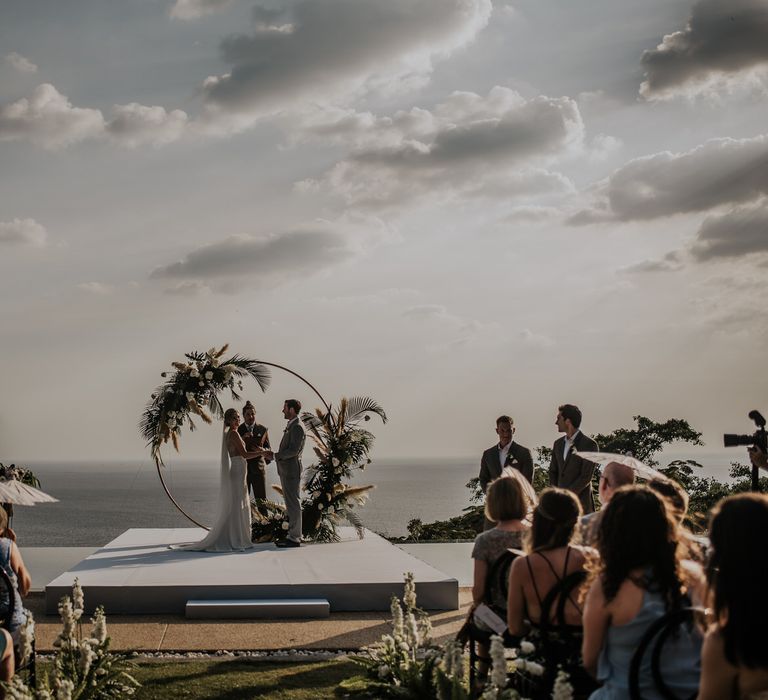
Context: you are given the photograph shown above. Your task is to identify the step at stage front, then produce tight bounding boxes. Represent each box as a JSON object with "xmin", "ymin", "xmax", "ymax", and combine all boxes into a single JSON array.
[{"xmin": 45, "ymin": 527, "xmax": 458, "ymax": 615}]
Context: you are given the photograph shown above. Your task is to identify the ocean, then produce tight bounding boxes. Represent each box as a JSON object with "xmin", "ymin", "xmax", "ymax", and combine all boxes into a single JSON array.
[{"xmin": 12, "ymin": 451, "xmax": 742, "ymax": 546}]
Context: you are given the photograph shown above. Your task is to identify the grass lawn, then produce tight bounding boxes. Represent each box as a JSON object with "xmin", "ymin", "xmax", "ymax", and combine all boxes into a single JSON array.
[{"xmin": 132, "ymin": 658, "xmax": 363, "ymax": 699}]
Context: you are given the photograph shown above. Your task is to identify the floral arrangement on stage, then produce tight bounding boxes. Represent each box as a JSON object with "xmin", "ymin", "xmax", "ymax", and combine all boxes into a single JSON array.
[
  {"xmin": 139, "ymin": 344, "xmax": 270, "ymax": 465},
  {"xmin": 252, "ymin": 396, "xmax": 387, "ymax": 543},
  {"xmin": 3, "ymin": 580, "xmax": 140, "ymax": 698}
]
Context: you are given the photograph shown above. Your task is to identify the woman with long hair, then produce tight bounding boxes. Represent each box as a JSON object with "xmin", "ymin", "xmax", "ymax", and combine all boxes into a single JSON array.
[
  {"xmin": 173, "ymin": 408, "xmax": 266, "ymax": 552},
  {"xmin": 582, "ymin": 485, "xmax": 704, "ymax": 699},
  {"xmin": 507, "ymin": 487, "xmax": 587, "ymax": 635},
  {"xmin": 697, "ymin": 493, "xmax": 768, "ymax": 700}
]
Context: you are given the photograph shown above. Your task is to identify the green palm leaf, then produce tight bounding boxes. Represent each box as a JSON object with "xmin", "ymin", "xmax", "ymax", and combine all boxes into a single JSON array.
[{"xmin": 345, "ymin": 396, "xmax": 388, "ymax": 426}]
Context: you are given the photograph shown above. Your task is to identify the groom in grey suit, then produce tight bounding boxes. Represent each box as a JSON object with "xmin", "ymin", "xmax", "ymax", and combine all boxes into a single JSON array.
[{"xmin": 266, "ymin": 399, "xmax": 305, "ymax": 547}]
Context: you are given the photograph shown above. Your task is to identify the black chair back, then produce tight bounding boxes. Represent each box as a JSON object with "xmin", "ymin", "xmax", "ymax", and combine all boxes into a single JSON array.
[
  {"xmin": 0, "ymin": 567, "xmax": 15, "ymax": 630},
  {"xmin": 628, "ymin": 606, "xmax": 702, "ymax": 700},
  {"xmin": 483, "ymin": 548, "xmax": 520, "ymax": 615}
]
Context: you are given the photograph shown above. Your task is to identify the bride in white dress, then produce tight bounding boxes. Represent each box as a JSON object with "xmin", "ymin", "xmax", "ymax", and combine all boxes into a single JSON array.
[{"xmin": 173, "ymin": 408, "xmax": 264, "ymax": 552}]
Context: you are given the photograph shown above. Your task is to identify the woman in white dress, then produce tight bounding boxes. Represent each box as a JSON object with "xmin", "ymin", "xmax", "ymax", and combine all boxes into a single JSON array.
[{"xmin": 174, "ymin": 408, "xmax": 265, "ymax": 552}]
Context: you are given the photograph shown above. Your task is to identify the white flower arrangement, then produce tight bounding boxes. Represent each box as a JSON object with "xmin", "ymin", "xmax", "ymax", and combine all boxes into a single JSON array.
[
  {"xmin": 552, "ymin": 668, "xmax": 575, "ymax": 700},
  {"xmin": 4, "ymin": 580, "xmax": 139, "ymax": 698}
]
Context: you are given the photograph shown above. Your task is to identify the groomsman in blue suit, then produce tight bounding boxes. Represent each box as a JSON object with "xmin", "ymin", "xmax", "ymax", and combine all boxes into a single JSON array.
[{"xmin": 265, "ymin": 399, "xmax": 305, "ymax": 548}]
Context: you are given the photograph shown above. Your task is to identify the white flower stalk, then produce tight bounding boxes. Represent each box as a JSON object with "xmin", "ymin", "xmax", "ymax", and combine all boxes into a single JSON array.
[
  {"xmin": 405, "ymin": 610, "xmax": 419, "ymax": 649},
  {"xmin": 520, "ymin": 639, "xmax": 535, "ymax": 655},
  {"xmin": 55, "ymin": 678, "xmax": 74, "ymax": 700},
  {"xmin": 552, "ymin": 669, "xmax": 574, "ymax": 700},
  {"xmin": 92, "ymin": 606, "xmax": 107, "ymax": 644},
  {"xmin": 489, "ymin": 634, "xmax": 508, "ymax": 689},
  {"xmin": 57, "ymin": 597, "xmax": 77, "ymax": 645},
  {"xmin": 190, "ymin": 368, "xmax": 200, "ymax": 378},
  {"xmin": 403, "ymin": 571, "xmax": 417, "ymax": 610},
  {"xmin": 78, "ymin": 640, "xmax": 97, "ymax": 675},
  {"xmin": 518, "ymin": 659, "xmax": 544, "ymax": 676},
  {"xmin": 72, "ymin": 578, "xmax": 84, "ymax": 620},
  {"xmin": 5, "ymin": 676, "xmax": 36, "ymax": 700},
  {"xmin": 18, "ymin": 613, "xmax": 35, "ymax": 666},
  {"xmin": 205, "ymin": 371, "xmax": 214, "ymax": 380},
  {"xmin": 391, "ymin": 597, "xmax": 404, "ymax": 640},
  {"xmin": 331, "ymin": 457, "xmax": 340, "ymax": 467},
  {"xmin": 418, "ymin": 614, "xmax": 433, "ymax": 645}
]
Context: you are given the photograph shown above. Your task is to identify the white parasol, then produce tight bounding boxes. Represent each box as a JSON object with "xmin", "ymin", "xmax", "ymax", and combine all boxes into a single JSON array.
[
  {"xmin": 0, "ymin": 479, "xmax": 58, "ymax": 506},
  {"xmin": 574, "ymin": 451, "xmax": 669, "ymax": 482}
]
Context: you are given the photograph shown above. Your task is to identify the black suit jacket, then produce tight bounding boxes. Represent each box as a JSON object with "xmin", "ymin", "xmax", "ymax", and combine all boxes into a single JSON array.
[
  {"xmin": 238, "ymin": 422, "xmax": 270, "ymax": 470},
  {"xmin": 479, "ymin": 441, "xmax": 534, "ymax": 492},
  {"xmin": 549, "ymin": 431, "xmax": 599, "ymax": 513}
]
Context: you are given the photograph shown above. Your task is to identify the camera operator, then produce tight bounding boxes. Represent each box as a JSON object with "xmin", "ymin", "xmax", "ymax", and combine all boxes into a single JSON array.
[{"xmin": 748, "ymin": 445, "xmax": 768, "ymax": 472}]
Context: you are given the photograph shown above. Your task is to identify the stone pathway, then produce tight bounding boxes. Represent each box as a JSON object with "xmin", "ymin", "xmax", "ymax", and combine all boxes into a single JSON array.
[{"xmin": 27, "ymin": 589, "xmax": 472, "ymax": 652}]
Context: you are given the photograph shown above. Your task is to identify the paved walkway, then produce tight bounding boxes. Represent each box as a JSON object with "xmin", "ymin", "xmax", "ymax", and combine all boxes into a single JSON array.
[{"xmin": 28, "ymin": 590, "xmax": 473, "ymax": 652}]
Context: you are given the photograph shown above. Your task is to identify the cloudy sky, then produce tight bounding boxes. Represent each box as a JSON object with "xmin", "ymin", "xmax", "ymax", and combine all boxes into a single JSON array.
[{"xmin": 1, "ymin": 0, "xmax": 767, "ymax": 466}]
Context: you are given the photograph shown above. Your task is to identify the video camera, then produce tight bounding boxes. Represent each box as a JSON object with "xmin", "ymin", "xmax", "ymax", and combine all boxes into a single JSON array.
[{"xmin": 724, "ymin": 410, "xmax": 767, "ymax": 491}]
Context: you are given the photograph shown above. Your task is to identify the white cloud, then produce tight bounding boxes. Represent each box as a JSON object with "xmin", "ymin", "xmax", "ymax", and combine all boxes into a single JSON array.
[
  {"xmin": 151, "ymin": 229, "xmax": 353, "ymax": 283},
  {"xmin": 640, "ymin": 0, "xmax": 768, "ymax": 100},
  {"xmin": 692, "ymin": 200, "xmax": 768, "ymax": 260},
  {"xmin": 76, "ymin": 282, "xmax": 114, "ymax": 295},
  {"xmin": 0, "ymin": 84, "xmax": 192, "ymax": 149},
  {"xmin": 502, "ymin": 205, "xmax": 560, "ymax": 224},
  {"xmin": 0, "ymin": 84, "xmax": 104, "ymax": 149},
  {"xmin": 199, "ymin": 0, "xmax": 492, "ymax": 130},
  {"xmin": 571, "ymin": 134, "xmax": 768, "ymax": 223},
  {"xmin": 0, "ymin": 218, "xmax": 47, "ymax": 247},
  {"xmin": 163, "ymin": 281, "xmax": 213, "ymax": 296},
  {"xmin": 170, "ymin": 0, "xmax": 234, "ymax": 20},
  {"xmin": 620, "ymin": 251, "xmax": 684, "ymax": 274},
  {"xmin": 297, "ymin": 87, "xmax": 582, "ymax": 209},
  {"xmin": 5, "ymin": 52, "xmax": 38, "ymax": 74},
  {"xmin": 106, "ymin": 103, "xmax": 188, "ymax": 147}
]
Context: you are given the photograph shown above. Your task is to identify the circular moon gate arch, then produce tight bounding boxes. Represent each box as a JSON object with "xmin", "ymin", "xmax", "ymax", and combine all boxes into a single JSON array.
[{"xmin": 156, "ymin": 360, "xmax": 331, "ymax": 530}]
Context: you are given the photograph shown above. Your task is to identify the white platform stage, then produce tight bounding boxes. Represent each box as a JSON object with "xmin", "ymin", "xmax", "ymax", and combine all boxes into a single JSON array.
[{"xmin": 45, "ymin": 527, "xmax": 459, "ymax": 615}]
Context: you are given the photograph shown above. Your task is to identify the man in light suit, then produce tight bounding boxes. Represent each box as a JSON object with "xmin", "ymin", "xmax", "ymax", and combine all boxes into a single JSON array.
[
  {"xmin": 265, "ymin": 399, "xmax": 305, "ymax": 548},
  {"xmin": 549, "ymin": 403, "xmax": 599, "ymax": 514},
  {"xmin": 479, "ymin": 415, "xmax": 534, "ymax": 530}
]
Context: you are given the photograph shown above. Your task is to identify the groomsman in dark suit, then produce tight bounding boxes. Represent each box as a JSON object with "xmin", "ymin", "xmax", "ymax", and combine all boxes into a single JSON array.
[
  {"xmin": 549, "ymin": 403, "xmax": 599, "ymax": 514},
  {"xmin": 238, "ymin": 401, "xmax": 271, "ymax": 509},
  {"xmin": 479, "ymin": 415, "xmax": 534, "ymax": 530}
]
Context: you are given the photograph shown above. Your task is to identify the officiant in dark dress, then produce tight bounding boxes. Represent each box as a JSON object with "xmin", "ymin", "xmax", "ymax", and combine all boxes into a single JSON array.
[{"xmin": 238, "ymin": 401, "xmax": 271, "ymax": 510}]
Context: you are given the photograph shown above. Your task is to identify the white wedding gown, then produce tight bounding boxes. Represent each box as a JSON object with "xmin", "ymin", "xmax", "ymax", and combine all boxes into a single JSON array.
[{"xmin": 172, "ymin": 429, "xmax": 253, "ymax": 552}]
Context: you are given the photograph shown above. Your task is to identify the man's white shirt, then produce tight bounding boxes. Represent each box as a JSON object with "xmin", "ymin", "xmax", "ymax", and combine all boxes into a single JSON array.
[
  {"xmin": 563, "ymin": 430, "xmax": 581, "ymax": 460},
  {"xmin": 498, "ymin": 441, "xmax": 512, "ymax": 467}
]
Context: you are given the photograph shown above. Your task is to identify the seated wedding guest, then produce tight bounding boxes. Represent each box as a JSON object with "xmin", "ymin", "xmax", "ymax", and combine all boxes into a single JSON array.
[
  {"xmin": 468, "ymin": 475, "xmax": 530, "ymax": 684},
  {"xmin": 697, "ymin": 493, "xmax": 768, "ymax": 700},
  {"xmin": 580, "ymin": 461, "xmax": 635, "ymax": 545},
  {"xmin": 647, "ymin": 477, "xmax": 688, "ymax": 524},
  {"xmin": 0, "ymin": 628, "xmax": 13, "ymax": 685},
  {"xmin": 508, "ymin": 488, "xmax": 593, "ymax": 697},
  {"xmin": 647, "ymin": 477, "xmax": 707, "ymax": 562},
  {"xmin": 582, "ymin": 486, "xmax": 704, "ymax": 699},
  {"xmin": 507, "ymin": 487, "xmax": 588, "ymax": 635},
  {"xmin": 0, "ymin": 509, "xmax": 30, "ymax": 636}
]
